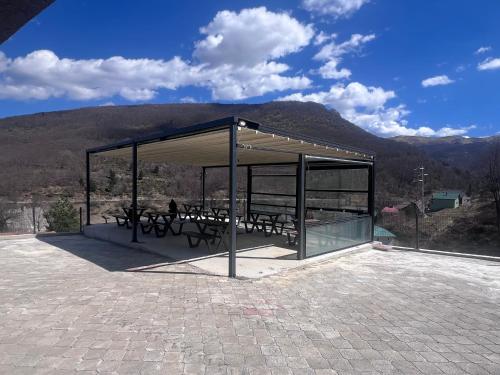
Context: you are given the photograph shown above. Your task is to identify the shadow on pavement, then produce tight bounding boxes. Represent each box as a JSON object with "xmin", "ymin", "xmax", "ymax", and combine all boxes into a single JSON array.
[{"xmin": 36, "ymin": 234, "xmax": 219, "ymax": 276}]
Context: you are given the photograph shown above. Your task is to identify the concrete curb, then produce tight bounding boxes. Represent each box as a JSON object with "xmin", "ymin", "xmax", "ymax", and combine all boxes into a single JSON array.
[
  {"xmin": 393, "ymin": 246, "xmax": 500, "ymax": 263},
  {"xmin": 0, "ymin": 232, "xmax": 81, "ymax": 241},
  {"xmin": 251, "ymin": 242, "xmax": 374, "ymax": 280}
]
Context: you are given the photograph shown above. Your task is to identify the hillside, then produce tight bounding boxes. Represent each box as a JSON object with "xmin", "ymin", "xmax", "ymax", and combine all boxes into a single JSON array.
[
  {"xmin": 393, "ymin": 135, "xmax": 500, "ymax": 171},
  {"xmin": 0, "ymin": 101, "xmax": 473, "ymax": 203}
]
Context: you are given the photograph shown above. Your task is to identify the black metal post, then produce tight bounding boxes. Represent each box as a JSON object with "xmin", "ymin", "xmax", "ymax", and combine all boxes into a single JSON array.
[
  {"xmin": 79, "ymin": 207, "xmax": 83, "ymax": 233},
  {"xmin": 368, "ymin": 160, "xmax": 375, "ymax": 241},
  {"xmin": 295, "ymin": 165, "xmax": 299, "ymax": 220},
  {"xmin": 132, "ymin": 143, "xmax": 138, "ymax": 243},
  {"xmin": 415, "ymin": 202, "xmax": 420, "ymax": 250},
  {"xmin": 32, "ymin": 205, "xmax": 36, "ymax": 234},
  {"xmin": 297, "ymin": 154, "xmax": 306, "ymax": 260},
  {"xmin": 246, "ymin": 166, "xmax": 252, "ymax": 221},
  {"xmin": 201, "ymin": 167, "xmax": 206, "ymax": 210},
  {"xmin": 86, "ymin": 151, "xmax": 91, "ymax": 225},
  {"xmin": 229, "ymin": 125, "xmax": 237, "ymax": 278}
]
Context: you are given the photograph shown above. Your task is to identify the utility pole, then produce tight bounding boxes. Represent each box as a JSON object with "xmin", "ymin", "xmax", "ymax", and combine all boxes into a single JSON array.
[
  {"xmin": 413, "ymin": 166, "xmax": 428, "ymax": 213},
  {"xmin": 412, "ymin": 166, "xmax": 428, "ymax": 250}
]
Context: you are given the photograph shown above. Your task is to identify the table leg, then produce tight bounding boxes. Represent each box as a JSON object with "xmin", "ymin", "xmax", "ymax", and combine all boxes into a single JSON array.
[
  {"xmin": 250, "ymin": 213, "xmax": 261, "ymax": 232},
  {"xmin": 271, "ymin": 215, "xmax": 280, "ymax": 235}
]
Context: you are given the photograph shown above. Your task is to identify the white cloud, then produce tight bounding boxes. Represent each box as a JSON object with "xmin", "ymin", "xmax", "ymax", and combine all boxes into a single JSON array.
[
  {"xmin": 277, "ymin": 82, "xmax": 473, "ymax": 137},
  {"xmin": 477, "ymin": 57, "xmax": 500, "ymax": 71},
  {"xmin": 302, "ymin": 0, "xmax": 370, "ymax": 17},
  {"xmin": 0, "ymin": 8, "xmax": 314, "ymax": 102},
  {"xmin": 475, "ymin": 46, "xmax": 492, "ymax": 55},
  {"xmin": 278, "ymin": 82, "xmax": 395, "ymax": 112},
  {"xmin": 312, "ymin": 33, "xmax": 375, "ymax": 81},
  {"xmin": 314, "ymin": 33, "xmax": 375, "ymax": 61},
  {"xmin": 180, "ymin": 96, "xmax": 197, "ymax": 103},
  {"xmin": 316, "ymin": 59, "xmax": 351, "ymax": 79},
  {"xmin": 421, "ymin": 75, "xmax": 455, "ymax": 87},
  {"xmin": 99, "ymin": 101, "xmax": 115, "ymax": 106},
  {"xmin": 0, "ymin": 51, "xmax": 7, "ymax": 72},
  {"xmin": 432, "ymin": 125, "xmax": 476, "ymax": 137},
  {"xmin": 193, "ymin": 7, "xmax": 314, "ymax": 67},
  {"xmin": 197, "ymin": 61, "xmax": 311, "ymax": 100},
  {"xmin": 0, "ymin": 50, "xmax": 199, "ymax": 101},
  {"xmin": 314, "ymin": 31, "xmax": 336, "ymax": 46}
]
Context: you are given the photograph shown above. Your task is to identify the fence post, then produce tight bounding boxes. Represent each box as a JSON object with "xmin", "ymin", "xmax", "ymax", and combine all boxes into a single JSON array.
[
  {"xmin": 86, "ymin": 151, "xmax": 91, "ymax": 225},
  {"xmin": 79, "ymin": 207, "xmax": 83, "ymax": 233},
  {"xmin": 32, "ymin": 205, "xmax": 36, "ymax": 234},
  {"xmin": 415, "ymin": 202, "xmax": 419, "ymax": 250}
]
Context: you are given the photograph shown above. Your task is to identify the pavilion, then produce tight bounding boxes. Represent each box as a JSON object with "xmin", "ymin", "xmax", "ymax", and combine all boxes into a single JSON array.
[{"xmin": 86, "ymin": 116, "xmax": 375, "ymax": 277}]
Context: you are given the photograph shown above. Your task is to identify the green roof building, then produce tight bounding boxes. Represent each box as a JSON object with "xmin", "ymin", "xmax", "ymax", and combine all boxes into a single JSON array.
[
  {"xmin": 430, "ymin": 191, "xmax": 461, "ymax": 212},
  {"xmin": 374, "ymin": 225, "xmax": 396, "ymax": 244}
]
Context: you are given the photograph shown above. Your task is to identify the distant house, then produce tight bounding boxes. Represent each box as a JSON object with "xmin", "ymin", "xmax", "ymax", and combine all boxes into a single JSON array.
[
  {"xmin": 374, "ymin": 226, "xmax": 396, "ymax": 244},
  {"xmin": 380, "ymin": 202, "xmax": 419, "ymax": 228},
  {"xmin": 381, "ymin": 206, "xmax": 399, "ymax": 214},
  {"xmin": 382, "ymin": 202, "xmax": 414, "ymax": 213},
  {"xmin": 430, "ymin": 191, "xmax": 462, "ymax": 211}
]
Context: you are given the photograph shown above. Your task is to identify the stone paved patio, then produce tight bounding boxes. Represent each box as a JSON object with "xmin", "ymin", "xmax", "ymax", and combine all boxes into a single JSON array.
[{"xmin": 1, "ymin": 235, "xmax": 500, "ymax": 374}]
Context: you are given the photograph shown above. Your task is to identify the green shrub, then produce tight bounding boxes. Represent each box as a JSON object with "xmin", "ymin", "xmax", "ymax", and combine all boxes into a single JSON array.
[{"xmin": 44, "ymin": 198, "xmax": 79, "ymax": 232}]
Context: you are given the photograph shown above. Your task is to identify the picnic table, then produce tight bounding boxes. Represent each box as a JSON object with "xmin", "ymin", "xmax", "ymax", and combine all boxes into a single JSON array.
[
  {"xmin": 245, "ymin": 210, "xmax": 284, "ymax": 237},
  {"xmin": 122, "ymin": 206, "xmax": 147, "ymax": 221},
  {"xmin": 111, "ymin": 206, "xmax": 146, "ymax": 228},
  {"xmin": 141, "ymin": 211, "xmax": 186, "ymax": 237},
  {"xmin": 184, "ymin": 218, "xmax": 229, "ymax": 253},
  {"xmin": 182, "ymin": 203, "xmax": 204, "ymax": 220},
  {"xmin": 210, "ymin": 207, "xmax": 229, "ymax": 218}
]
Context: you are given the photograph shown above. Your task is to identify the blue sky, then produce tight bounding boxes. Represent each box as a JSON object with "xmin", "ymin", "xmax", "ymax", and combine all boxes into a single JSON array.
[{"xmin": 1, "ymin": 0, "xmax": 499, "ymax": 137}]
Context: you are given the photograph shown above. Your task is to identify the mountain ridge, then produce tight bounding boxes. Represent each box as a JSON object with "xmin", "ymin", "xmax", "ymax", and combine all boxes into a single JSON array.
[
  {"xmin": 0, "ymin": 101, "xmax": 477, "ymax": 202},
  {"xmin": 392, "ymin": 134, "xmax": 500, "ymax": 172},
  {"xmin": 392, "ymin": 135, "xmax": 500, "ymax": 145}
]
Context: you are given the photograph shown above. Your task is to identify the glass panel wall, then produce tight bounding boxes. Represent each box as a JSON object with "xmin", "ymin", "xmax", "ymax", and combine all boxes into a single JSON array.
[{"xmin": 305, "ymin": 159, "xmax": 372, "ymax": 257}]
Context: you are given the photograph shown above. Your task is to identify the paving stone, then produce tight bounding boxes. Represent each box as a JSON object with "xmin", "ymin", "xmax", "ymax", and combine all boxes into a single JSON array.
[
  {"xmin": 117, "ymin": 360, "xmax": 144, "ymax": 374},
  {"xmin": 305, "ymin": 356, "xmax": 330, "ymax": 369},
  {"xmin": 83, "ymin": 348, "xmax": 105, "ymax": 360},
  {"xmin": 435, "ymin": 361, "xmax": 466, "ymax": 375},
  {"xmin": 286, "ymin": 357, "xmax": 309, "ymax": 369},
  {"xmin": 338, "ymin": 349, "xmax": 362, "ymax": 360},
  {"xmin": 419, "ymin": 350, "xmax": 449, "ymax": 363},
  {"xmin": 1, "ymin": 236, "xmax": 500, "ymax": 375}
]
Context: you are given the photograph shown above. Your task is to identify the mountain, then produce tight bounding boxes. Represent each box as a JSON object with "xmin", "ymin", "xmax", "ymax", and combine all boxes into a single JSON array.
[
  {"xmin": 392, "ymin": 135, "xmax": 500, "ymax": 171},
  {"xmin": 0, "ymin": 101, "xmax": 474, "ymax": 204}
]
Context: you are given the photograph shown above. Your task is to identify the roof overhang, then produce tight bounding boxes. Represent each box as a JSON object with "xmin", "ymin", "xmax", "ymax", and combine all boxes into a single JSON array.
[
  {"xmin": 87, "ymin": 116, "xmax": 374, "ymax": 167},
  {"xmin": 1, "ymin": 0, "xmax": 55, "ymax": 44}
]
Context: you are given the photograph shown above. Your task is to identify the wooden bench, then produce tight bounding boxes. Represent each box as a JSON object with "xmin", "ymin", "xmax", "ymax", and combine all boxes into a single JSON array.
[{"xmin": 183, "ymin": 231, "xmax": 217, "ymax": 252}]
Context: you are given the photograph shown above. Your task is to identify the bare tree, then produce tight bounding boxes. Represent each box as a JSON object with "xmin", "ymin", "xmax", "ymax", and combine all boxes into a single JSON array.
[
  {"xmin": 0, "ymin": 200, "xmax": 14, "ymax": 232},
  {"xmin": 486, "ymin": 142, "xmax": 500, "ymax": 232}
]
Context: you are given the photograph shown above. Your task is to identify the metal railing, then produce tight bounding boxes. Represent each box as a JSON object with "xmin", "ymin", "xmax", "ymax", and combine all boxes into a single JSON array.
[{"xmin": 376, "ymin": 202, "xmax": 500, "ymax": 256}]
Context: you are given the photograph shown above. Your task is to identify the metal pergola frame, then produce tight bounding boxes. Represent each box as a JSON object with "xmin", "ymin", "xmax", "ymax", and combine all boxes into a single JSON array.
[{"xmin": 85, "ymin": 116, "xmax": 375, "ymax": 278}]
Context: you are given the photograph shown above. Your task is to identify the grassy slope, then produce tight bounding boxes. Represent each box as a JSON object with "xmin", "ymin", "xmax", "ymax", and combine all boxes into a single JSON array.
[{"xmin": 0, "ymin": 101, "xmax": 469, "ymax": 202}]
